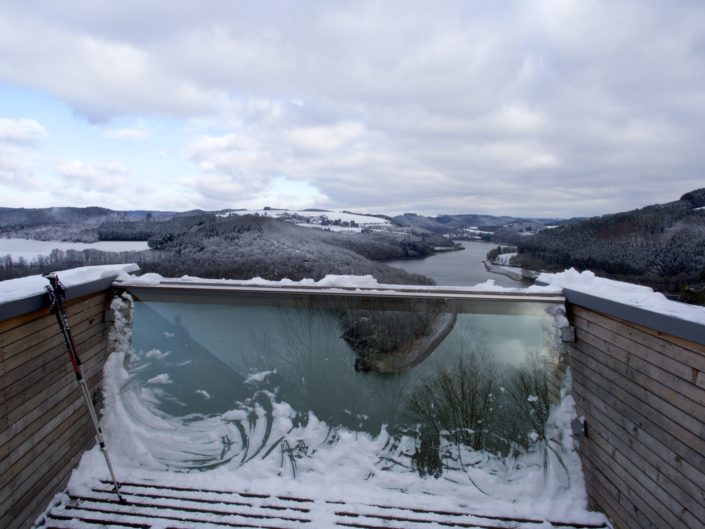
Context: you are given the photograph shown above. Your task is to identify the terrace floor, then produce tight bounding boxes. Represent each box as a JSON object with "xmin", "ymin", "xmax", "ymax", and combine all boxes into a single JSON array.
[{"xmin": 35, "ymin": 478, "xmax": 609, "ymax": 529}]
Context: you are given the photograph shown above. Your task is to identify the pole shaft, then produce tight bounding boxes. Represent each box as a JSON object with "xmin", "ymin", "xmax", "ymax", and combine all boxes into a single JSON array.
[{"xmin": 44, "ymin": 274, "xmax": 125, "ymax": 503}]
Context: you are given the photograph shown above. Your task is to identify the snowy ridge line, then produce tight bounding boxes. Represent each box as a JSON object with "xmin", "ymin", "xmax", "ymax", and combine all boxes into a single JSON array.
[{"xmin": 34, "ymin": 480, "xmax": 610, "ymax": 529}]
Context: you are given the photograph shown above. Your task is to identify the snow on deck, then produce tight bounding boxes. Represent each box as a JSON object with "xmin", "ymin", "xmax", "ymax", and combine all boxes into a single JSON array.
[{"xmin": 37, "ymin": 478, "xmax": 609, "ymax": 529}]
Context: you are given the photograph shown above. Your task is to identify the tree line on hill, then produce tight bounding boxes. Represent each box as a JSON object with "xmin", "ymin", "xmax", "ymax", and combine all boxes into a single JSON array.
[
  {"xmin": 512, "ymin": 188, "xmax": 705, "ymax": 301},
  {"xmin": 0, "ymin": 214, "xmax": 448, "ymax": 285}
]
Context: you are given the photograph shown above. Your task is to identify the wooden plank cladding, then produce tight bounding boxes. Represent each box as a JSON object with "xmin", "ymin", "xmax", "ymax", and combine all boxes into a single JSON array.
[
  {"xmin": 0, "ymin": 290, "xmax": 112, "ymax": 529},
  {"xmin": 566, "ymin": 303, "xmax": 705, "ymax": 529}
]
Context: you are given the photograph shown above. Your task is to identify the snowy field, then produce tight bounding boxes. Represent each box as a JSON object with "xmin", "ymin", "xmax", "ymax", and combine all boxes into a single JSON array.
[
  {"xmin": 223, "ymin": 209, "xmax": 392, "ymax": 232},
  {"xmin": 0, "ymin": 238, "xmax": 149, "ymax": 262},
  {"xmin": 296, "ymin": 223, "xmax": 364, "ymax": 232},
  {"xmin": 462, "ymin": 226, "xmax": 494, "ymax": 237}
]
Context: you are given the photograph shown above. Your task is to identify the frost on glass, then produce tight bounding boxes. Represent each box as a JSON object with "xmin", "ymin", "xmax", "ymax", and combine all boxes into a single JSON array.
[{"xmin": 112, "ymin": 294, "xmax": 576, "ymax": 495}]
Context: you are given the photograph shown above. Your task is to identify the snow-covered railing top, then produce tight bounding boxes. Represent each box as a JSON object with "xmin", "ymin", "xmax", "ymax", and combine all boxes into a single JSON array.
[
  {"xmin": 114, "ymin": 274, "xmax": 565, "ymax": 316},
  {"xmin": 117, "ymin": 271, "xmax": 705, "ymax": 345},
  {"xmin": 2, "ymin": 265, "xmax": 704, "ymax": 345},
  {"xmin": 537, "ymin": 269, "xmax": 705, "ymax": 346},
  {"xmin": 0, "ymin": 264, "xmax": 139, "ymax": 320}
]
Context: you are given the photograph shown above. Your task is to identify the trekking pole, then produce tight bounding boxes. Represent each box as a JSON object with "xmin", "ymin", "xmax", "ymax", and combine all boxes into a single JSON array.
[{"xmin": 44, "ymin": 273, "xmax": 125, "ymax": 503}]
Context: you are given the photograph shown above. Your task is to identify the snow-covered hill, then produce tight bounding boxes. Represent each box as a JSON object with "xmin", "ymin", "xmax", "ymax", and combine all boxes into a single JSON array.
[{"xmin": 223, "ymin": 209, "xmax": 392, "ymax": 232}]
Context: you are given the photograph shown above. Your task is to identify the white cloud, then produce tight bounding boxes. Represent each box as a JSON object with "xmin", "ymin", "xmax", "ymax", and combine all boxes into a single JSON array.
[
  {"xmin": 0, "ymin": 118, "xmax": 46, "ymax": 144},
  {"xmin": 287, "ymin": 122, "xmax": 366, "ymax": 153},
  {"xmin": 488, "ymin": 104, "xmax": 547, "ymax": 134},
  {"xmin": 0, "ymin": 1, "xmax": 704, "ymax": 215},
  {"xmin": 0, "ymin": 118, "xmax": 46, "ymax": 190},
  {"xmin": 260, "ymin": 177, "xmax": 328, "ymax": 209},
  {"xmin": 56, "ymin": 160, "xmax": 129, "ymax": 192},
  {"xmin": 0, "ymin": 144, "xmax": 41, "ymax": 189},
  {"xmin": 105, "ymin": 126, "xmax": 150, "ymax": 141},
  {"xmin": 0, "ymin": 14, "xmax": 225, "ymax": 121}
]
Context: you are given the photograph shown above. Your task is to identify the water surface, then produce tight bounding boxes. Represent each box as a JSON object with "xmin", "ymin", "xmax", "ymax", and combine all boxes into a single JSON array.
[{"xmin": 386, "ymin": 240, "xmax": 527, "ymax": 287}]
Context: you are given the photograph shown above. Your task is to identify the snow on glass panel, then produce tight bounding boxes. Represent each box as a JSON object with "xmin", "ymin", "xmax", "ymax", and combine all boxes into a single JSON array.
[{"xmin": 110, "ymin": 294, "xmax": 576, "ymax": 498}]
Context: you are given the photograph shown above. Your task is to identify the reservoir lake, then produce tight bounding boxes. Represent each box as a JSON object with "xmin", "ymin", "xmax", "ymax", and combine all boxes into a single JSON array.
[{"xmin": 386, "ymin": 239, "xmax": 526, "ymax": 287}]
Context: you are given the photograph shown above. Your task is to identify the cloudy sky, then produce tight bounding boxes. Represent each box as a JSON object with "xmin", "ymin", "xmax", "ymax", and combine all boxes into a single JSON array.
[{"xmin": 1, "ymin": 0, "xmax": 704, "ymax": 217}]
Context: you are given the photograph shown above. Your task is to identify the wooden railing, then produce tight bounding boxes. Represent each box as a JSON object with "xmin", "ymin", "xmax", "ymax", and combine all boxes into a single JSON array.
[
  {"xmin": 565, "ymin": 298, "xmax": 705, "ymax": 529},
  {"xmin": 0, "ymin": 288, "xmax": 113, "ymax": 529}
]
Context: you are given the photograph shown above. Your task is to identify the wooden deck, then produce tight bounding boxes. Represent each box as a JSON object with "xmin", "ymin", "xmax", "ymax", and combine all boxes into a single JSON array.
[{"xmin": 35, "ymin": 480, "xmax": 609, "ymax": 529}]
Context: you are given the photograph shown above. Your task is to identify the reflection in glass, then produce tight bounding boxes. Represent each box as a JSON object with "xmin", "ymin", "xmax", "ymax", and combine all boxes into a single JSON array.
[{"xmin": 115, "ymin": 293, "xmax": 572, "ymax": 494}]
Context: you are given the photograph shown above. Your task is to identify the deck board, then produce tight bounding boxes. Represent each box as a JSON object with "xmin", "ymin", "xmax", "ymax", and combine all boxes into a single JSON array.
[{"xmin": 34, "ymin": 479, "xmax": 609, "ymax": 529}]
